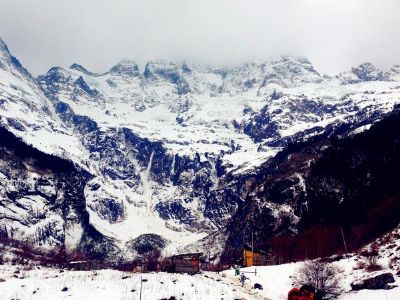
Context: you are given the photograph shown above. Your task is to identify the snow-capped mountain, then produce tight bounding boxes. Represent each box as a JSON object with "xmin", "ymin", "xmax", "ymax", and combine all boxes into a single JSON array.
[
  {"xmin": 220, "ymin": 106, "xmax": 400, "ymax": 262},
  {"xmin": 0, "ymin": 39, "xmax": 88, "ymax": 165},
  {"xmin": 1, "ymin": 36, "xmax": 400, "ymax": 260}
]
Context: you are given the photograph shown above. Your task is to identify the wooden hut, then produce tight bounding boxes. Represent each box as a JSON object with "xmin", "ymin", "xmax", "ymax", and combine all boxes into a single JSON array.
[
  {"xmin": 160, "ymin": 252, "xmax": 202, "ymax": 274},
  {"xmin": 243, "ymin": 246, "xmax": 267, "ymax": 267},
  {"xmin": 66, "ymin": 260, "xmax": 102, "ymax": 271}
]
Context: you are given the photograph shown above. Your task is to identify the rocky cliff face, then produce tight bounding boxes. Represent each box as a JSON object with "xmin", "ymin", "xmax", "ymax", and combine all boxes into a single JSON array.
[
  {"xmin": 222, "ymin": 106, "xmax": 400, "ymax": 262},
  {"xmin": 0, "ymin": 127, "xmax": 119, "ymax": 260},
  {"xmin": 1, "ymin": 36, "xmax": 400, "ymax": 260}
]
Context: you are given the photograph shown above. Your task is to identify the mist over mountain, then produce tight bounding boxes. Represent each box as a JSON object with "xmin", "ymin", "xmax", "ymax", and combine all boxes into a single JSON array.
[{"xmin": 1, "ymin": 0, "xmax": 400, "ymax": 76}]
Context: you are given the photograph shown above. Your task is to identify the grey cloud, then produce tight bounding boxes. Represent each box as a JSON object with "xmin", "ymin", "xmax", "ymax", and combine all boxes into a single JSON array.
[{"xmin": 0, "ymin": 0, "xmax": 399, "ymax": 75}]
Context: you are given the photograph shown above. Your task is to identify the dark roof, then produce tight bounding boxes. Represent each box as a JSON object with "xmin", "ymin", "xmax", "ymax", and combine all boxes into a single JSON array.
[
  {"xmin": 243, "ymin": 245, "xmax": 266, "ymax": 255},
  {"xmin": 68, "ymin": 260, "xmax": 101, "ymax": 264},
  {"xmin": 169, "ymin": 252, "xmax": 203, "ymax": 259}
]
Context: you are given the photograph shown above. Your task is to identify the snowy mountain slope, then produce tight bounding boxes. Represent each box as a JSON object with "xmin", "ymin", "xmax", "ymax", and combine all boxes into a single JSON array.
[
  {"xmin": 364, "ymin": 225, "xmax": 400, "ymax": 274},
  {"xmin": 2, "ymin": 35, "xmax": 400, "ymax": 260},
  {"xmin": 37, "ymin": 54, "xmax": 400, "ymax": 172},
  {"xmin": 0, "ymin": 127, "xmax": 119, "ymax": 260},
  {"xmin": 37, "ymin": 53, "xmax": 400, "ymax": 224},
  {"xmin": 221, "ymin": 106, "xmax": 400, "ymax": 263},
  {"xmin": 0, "ymin": 38, "xmax": 89, "ymax": 169},
  {"xmin": 0, "ymin": 39, "xmax": 211, "ymax": 258}
]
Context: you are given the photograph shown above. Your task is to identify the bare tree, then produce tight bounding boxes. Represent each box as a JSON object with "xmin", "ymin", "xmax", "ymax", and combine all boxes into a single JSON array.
[{"xmin": 292, "ymin": 260, "xmax": 343, "ymax": 300}]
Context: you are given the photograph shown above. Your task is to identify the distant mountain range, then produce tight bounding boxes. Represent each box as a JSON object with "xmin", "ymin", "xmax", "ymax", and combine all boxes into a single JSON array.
[{"xmin": 1, "ymin": 36, "xmax": 400, "ymax": 261}]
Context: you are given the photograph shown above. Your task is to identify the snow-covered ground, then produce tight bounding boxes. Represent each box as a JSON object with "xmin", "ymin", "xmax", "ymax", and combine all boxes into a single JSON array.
[
  {"xmin": 1, "ymin": 257, "xmax": 399, "ymax": 300},
  {"xmin": 0, "ymin": 265, "xmax": 252, "ymax": 300},
  {"xmin": 219, "ymin": 257, "xmax": 400, "ymax": 300}
]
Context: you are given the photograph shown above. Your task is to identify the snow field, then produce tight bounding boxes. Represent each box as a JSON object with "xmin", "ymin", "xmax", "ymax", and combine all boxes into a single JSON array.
[
  {"xmin": 220, "ymin": 257, "xmax": 400, "ymax": 300},
  {"xmin": 1, "ymin": 253, "xmax": 400, "ymax": 300},
  {"xmin": 0, "ymin": 265, "xmax": 254, "ymax": 300}
]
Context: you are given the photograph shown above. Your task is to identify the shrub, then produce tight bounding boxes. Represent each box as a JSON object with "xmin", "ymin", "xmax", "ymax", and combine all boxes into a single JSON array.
[
  {"xmin": 293, "ymin": 260, "xmax": 343, "ymax": 300},
  {"xmin": 353, "ymin": 260, "xmax": 367, "ymax": 270},
  {"xmin": 389, "ymin": 256, "xmax": 400, "ymax": 270},
  {"xmin": 359, "ymin": 244, "xmax": 382, "ymax": 272}
]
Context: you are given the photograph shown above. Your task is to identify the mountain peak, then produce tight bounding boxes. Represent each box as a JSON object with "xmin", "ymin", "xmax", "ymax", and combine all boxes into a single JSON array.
[
  {"xmin": 69, "ymin": 63, "xmax": 100, "ymax": 77},
  {"xmin": 0, "ymin": 37, "xmax": 12, "ymax": 61},
  {"xmin": 37, "ymin": 66, "xmax": 69, "ymax": 84},
  {"xmin": 390, "ymin": 64, "xmax": 400, "ymax": 75},
  {"xmin": 336, "ymin": 62, "xmax": 391, "ymax": 84},
  {"xmin": 70, "ymin": 63, "xmax": 88, "ymax": 72},
  {"xmin": 0, "ymin": 37, "xmax": 9, "ymax": 51},
  {"xmin": 109, "ymin": 59, "xmax": 140, "ymax": 76},
  {"xmin": 351, "ymin": 62, "xmax": 390, "ymax": 82},
  {"xmin": 143, "ymin": 60, "xmax": 180, "ymax": 80},
  {"xmin": 0, "ymin": 37, "xmax": 36, "ymax": 82}
]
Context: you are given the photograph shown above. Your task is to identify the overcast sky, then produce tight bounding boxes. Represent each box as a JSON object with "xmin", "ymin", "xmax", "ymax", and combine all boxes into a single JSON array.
[{"xmin": 0, "ymin": 0, "xmax": 399, "ymax": 75}]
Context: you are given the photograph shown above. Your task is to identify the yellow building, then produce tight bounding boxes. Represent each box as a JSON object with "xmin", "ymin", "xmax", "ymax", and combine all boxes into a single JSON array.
[{"xmin": 243, "ymin": 247, "xmax": 267, "ymax": 267}]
